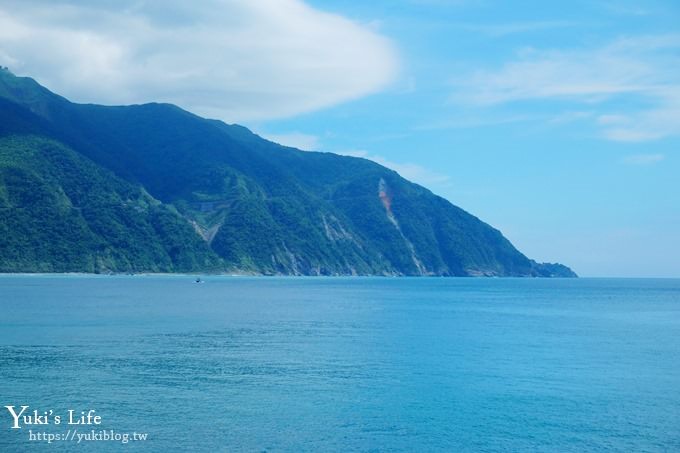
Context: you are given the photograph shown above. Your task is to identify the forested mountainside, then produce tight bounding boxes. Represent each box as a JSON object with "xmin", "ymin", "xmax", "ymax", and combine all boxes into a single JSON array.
[{"xmin": 0, "ymin": 69, "xmax": 576, "ymax": 276}]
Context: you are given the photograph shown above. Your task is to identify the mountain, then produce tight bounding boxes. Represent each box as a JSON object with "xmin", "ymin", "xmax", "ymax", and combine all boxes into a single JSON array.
[{"xmin": 0, "ymin": 68, "xmax": 576, "ymax": 277}]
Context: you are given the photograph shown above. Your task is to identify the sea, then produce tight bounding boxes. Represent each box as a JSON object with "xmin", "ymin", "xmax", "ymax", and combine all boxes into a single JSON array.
[{"xmin": 0, "ymin": 275, "xmax": 679, "ymax": 452}]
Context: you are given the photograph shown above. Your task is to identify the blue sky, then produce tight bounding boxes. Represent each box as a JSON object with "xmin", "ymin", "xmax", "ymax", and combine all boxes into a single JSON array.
[
  {"xmin": 1, "ymin": 0, "xmax": 678, "ymax": 276},
  {"xmin": 254, "ymin": 0, "xmax": 680, "ymax": 277}
]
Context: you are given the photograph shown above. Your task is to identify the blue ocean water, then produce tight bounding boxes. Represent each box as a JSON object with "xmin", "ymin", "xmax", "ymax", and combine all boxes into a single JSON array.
[{"xmin": 0, "ymin": 276, "xmax": 679, "ymax": 452}]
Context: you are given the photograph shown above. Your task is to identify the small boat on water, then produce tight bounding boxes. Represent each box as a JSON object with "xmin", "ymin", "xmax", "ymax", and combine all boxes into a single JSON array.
[{"xmin": 194, "ymin": 277, "xmax": 204, "ymax": 284}]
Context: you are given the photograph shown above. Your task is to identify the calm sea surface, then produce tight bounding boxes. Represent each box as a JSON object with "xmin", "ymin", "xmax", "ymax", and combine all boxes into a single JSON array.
[{"xmin": 1, "ymin": 276, "xmax": 679, "ymax": 452}]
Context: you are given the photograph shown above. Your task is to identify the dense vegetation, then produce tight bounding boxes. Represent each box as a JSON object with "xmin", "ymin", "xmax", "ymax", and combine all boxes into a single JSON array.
[
  {"xmin": 0, "ymin": 68, "xmax": 576, "ymax": 276},
  {"xmin": 0, "ymin": 135, "xmax": 222, "ymax": 272}
]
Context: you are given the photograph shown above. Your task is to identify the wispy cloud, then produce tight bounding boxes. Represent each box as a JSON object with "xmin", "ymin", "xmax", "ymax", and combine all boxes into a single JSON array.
[
  {"xmin": 0, "ymin": 0, "xmax": 398, "ymax": 122},
  {"xmin": 252, "ymin": 134, "xmax": 450, "ymax": 189},
  {"xmin": 341, "ymin": 150, "xmax": 451, "ymax": 188},
  {"xmin": 451, "ymin": 34, "xmax": 680, "ymax": 141},
  {"xmin": 407, "ymin": 0, "xmax": 480, "ymax": 7},
  {"xmin": 414, "ymin": 113, "xmax": 535, "ymax": 131},
  {"xmin": 597, "ymin": 87, "xmax": 680, "ymax": 142},
  {"xmin": 599, "ymin": 2, "xmax": 656, "ymax": 17},
  {"xmin": 621, "ymin": 153, "xmax": 665, "ymax": 165},
  {"xmin": 548, "ymin": 111, "xmax": 594, "ymax": 124},
  {"xmin": 262, "ymin": 132, "xmax": 320, "ymax": 151},
  {"xmin": 456, "ymin": 20, "xmax": 581, "ymax": 37}
]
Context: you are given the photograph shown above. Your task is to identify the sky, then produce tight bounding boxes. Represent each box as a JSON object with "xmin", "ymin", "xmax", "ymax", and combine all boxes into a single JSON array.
[{"xmin": 0, "ymin": 0, "xmax": 679, "ymax": 277}]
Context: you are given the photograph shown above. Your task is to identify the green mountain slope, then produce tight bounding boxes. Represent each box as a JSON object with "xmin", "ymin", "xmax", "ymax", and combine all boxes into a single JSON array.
[
  {"xmin": 0, "ymin": 122, "xmax": 222, "ymax": 273},
  {"xmin": 0, "ymin": 68, "xmax": 576, "ymax": 276}
]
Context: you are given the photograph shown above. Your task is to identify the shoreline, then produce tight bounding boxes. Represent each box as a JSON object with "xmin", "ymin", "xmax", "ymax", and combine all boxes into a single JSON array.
[{"xmin": 0, "ymin": 273, "xmax": 676, "ymax": 279}]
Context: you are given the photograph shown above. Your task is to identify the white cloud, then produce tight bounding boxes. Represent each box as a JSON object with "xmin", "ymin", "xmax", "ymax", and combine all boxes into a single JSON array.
[
  {"xmin": 621, "ymin": 153, "xmax": 665, "ymax": 165},
  {"xmin": 456, "ymin": 20, "xmax": 581, "ymax": 38},
  {"xmin": 0, "ymin": 0, "xmax": 399, "ymax": 122},
  {"xmin": 341, "ymin": 150, "xmax": 451, "ymax": 188},
  {"xmin": 262, "ymin": 132, "xmax": 320, "ymax": 151},
  {"xmin": 597, "ymin": 88, "xmax": 680, "ymax": 142},
  {"xmin": 548, "ymin": 111, "xmax": 594, "ymax": 124},
  {"xmin": 451, "ymin": 34, "xmax": 680, "ymax": 141},
  {"xmin": 250, "ymin": 134, "xmax": 450, "ymax": 188},
  {"xmin": 241, "ymin": 130, "xmax": 450, "ymax": 188},
  {"xmin": 415, "ymin": 113, "xmax": 535, "ymax": 131},
  {"xmin": 407, "ymin": 0, "xmax": 479, "ymax": 6},
  {"xmin": 600, "ymin": 2, "xmax": 656, "ymax": 17}
]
